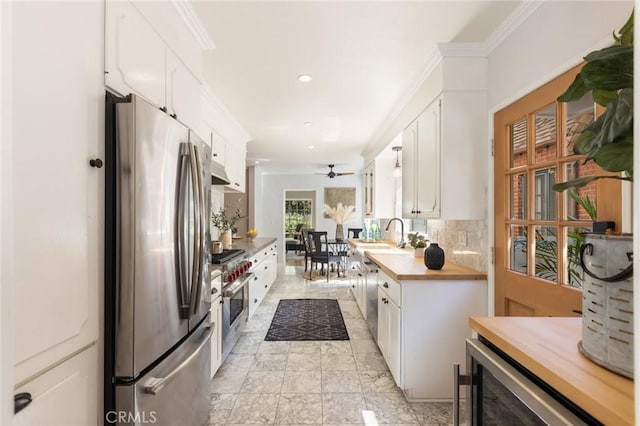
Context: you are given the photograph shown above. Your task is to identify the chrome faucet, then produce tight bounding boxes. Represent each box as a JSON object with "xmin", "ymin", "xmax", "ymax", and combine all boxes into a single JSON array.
[{"xmin": 385, "ymin": 218, "xmax": 406, "ymax": 248}]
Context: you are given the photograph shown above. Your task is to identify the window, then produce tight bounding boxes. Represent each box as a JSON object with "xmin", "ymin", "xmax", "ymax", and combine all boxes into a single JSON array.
[{"xmin": 284, "ymin": 199, "xmax": 312, "ymax": 237}]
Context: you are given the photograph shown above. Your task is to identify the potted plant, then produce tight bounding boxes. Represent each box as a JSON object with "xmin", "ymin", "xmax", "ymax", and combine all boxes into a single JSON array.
[
  {"xmin": 211, "ymin": 207, "xmax": 245, "ymax": 249},
  {"xmin": 407, "ymin": 232, "xmax": 428, "ymax": 257},
  {"xmin": 551, "ymin": 11, "xmax": 634, "ymax": 379}
]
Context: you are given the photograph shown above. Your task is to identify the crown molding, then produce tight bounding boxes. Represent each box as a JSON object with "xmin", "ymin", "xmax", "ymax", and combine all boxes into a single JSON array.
[
  {"xmin": 483, "ymin": 0, "xmax": 544, "ymax": 54},
  {"xmin": 171, "ymin": 0, "xmax": 215, "ymax": 51},
  {"xmin": 200, "ymin": 85, "xmax": 252, "ymax": 143},
  {"xmin": 437, "ymin": 42, "xmax": 488, "ymax": 57}
]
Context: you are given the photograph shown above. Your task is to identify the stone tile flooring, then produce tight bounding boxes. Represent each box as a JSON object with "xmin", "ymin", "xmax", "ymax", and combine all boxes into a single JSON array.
[{"xmin": 209, "ymin": 263, "xmax": 457, "ymax": 425}]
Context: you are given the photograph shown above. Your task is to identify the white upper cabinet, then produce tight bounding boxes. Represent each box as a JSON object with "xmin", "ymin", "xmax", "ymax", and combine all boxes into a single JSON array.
[
  {"xmin": 225, "ymin": 143, "xmax": 247, "ymax": 193},
  {"xmin": 11, "ymin": 0, "xmax": 102, "ymax": 386},
  {"xmin": 364, "ymin": 156, "xmax": 398, "ymax": 219},
  {"xmin": 401, "ymin": 54, "xmax": 487, "ymax": 220},
  {"xmin": 166, "ymin": 50, "xmax": 201, "ymax": 131},
  {"xmin": 211, "ymin": 131, "xmax": 228, "ymax": 168},
  {"xmin": 106, "ymin": 0, "xmax": 202, "ymax": 131},
  {"xmin": 402, "ymin": 100, "xmax": 440, "ymax": 218},
  {"xmin": 105, "ymin": 0, "xmax": 166, "ymax": 107}
]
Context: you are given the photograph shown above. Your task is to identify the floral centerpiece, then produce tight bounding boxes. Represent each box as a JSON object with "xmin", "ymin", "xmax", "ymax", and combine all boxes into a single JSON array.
[
  {"xmin": 211, "ymin": 207, "xmax": 245, "ymax": 248},
  {"xmin": 247, "ymin": 229, "xmax": 259, "ymax": 242},
  {"xmin": 323, "ymin": 203, "xmax": 357, "ymax": 241}
]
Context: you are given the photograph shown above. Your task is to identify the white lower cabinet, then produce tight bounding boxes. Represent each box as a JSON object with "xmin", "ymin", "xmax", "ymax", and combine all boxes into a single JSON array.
[
  {"xmin": 377, "ymin": 280, "xmax": 401, "ymax": 386},
  {"xmin": 374, "ymin": 270, "xmax": 488, "ymax": 400},
  {"xmin": 14, "ymin": 346, "xmax": 97, "ymax": 426},
  {"xmin": 248, "ymin": 242, "xmax": 278, "ymax": 320},
  {"xmin": 210, "ymin": 296, "xmax": 223, "ymax": 378}
]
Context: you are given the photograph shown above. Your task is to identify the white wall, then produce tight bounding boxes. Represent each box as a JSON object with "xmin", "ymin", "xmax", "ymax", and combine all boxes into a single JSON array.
[
  {"xmin": 254, "ymin": 170, "xmax": 363, "ymax": 261},
  {"xmin": 487, "ymin": 2, "xmax": 633, "ymax": 111}
]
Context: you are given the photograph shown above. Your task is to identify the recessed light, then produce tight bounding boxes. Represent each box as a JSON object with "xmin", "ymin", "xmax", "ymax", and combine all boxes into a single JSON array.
[
  {"xmin": 306, "ymin": 145, "xmax": 314, "ymax": 149},
  {"xmin": 255, "ymin": 160, "xmax": 261, "ymax": 164},
  {"xmin": 304, "ymin": 121, "xmax": 312, "ymax": 126},
  {"xmin": 297, "ymin": 74, "xmax": 312, "ymax": 83}
]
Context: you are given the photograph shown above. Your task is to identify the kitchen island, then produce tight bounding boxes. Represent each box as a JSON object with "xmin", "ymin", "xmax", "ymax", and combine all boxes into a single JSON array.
[
  {"xmin": 469, "ymin": 316, "xmax": 634, "ymax": 425},
  {"xmin": 347, "ymin": 239, "xmax": 488, "ymax": 401}
]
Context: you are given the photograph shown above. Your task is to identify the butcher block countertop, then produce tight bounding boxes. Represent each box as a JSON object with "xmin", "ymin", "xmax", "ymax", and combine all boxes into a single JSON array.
[
  {"xmin": 347, "ymin": 239, "xmax": 486, "ymax": 281},
  {"xmin": 469, "ymin": 317, "xmax": 634, "ymax": 426}
]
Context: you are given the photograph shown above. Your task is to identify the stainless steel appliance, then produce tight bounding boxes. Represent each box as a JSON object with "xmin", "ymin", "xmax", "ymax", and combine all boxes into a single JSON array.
[
  {"xmin": 362, "ymin": 260, "xmax": 379, "ymax": 341},
  {"xmin": 209, "ymin": 250, "xmax": 254, "ymax": 360},
  {"xmin": 105, "ymin": 93, "xmax": 212, "ymax": 425},
  {"xmin": 454, "ymin": 338, "xmax": 598, "ymax": 425}
]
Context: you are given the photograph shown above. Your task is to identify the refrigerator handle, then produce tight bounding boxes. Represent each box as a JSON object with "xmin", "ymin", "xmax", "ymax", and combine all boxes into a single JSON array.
[
  {"xmin": 188, "ymin": 143, "xmax": 203, "ymax": 317},
  {"xmin": 143, "ymin": 323, "xmax": 214, "ymax": 395},
  {"xmin": 176, "ymin": 143, "xmax": 191, "ymax": 318}
]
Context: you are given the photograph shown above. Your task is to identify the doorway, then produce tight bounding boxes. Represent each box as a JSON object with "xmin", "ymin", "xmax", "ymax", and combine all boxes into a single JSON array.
[{"xmin": 284, "ymin": 190, "xmax": 315, "ymax": 262}]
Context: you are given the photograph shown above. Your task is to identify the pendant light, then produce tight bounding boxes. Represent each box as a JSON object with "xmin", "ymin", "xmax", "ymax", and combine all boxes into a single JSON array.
[{"xmin": 392, "ymin": 146, "xmax": 402, "ymax": 177}]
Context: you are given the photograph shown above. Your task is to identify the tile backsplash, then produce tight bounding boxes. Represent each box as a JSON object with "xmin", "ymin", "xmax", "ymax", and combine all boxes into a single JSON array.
[{"xmin": 427, "ymin": 219, "xmax": 488, "ymax": 273}]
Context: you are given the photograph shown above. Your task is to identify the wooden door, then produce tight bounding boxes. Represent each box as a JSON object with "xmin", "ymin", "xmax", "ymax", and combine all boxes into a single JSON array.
[{"xmin": 494, "ymin": 65, "xmax": 622, "ymax": 316}]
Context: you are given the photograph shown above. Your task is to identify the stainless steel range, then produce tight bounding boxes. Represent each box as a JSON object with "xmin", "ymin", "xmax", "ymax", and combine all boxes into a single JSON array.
[{"xmin": 210, "ymin": 249, "xmax": 253, "ymax": 360}]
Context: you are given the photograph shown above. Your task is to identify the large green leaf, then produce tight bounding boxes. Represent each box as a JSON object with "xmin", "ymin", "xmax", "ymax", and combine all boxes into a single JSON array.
[
  {"xmin": 593, "ymin": 138, "xmax": 634, "ymax": 173},
  {"xmin": 573, "ymin": 130, "xmax": 597, "ymax": 156},
  {"xmin": 581, "ymin": 59, "xmax": 633, "ymax": 91},
  {"xmin": 592, "ymin": 89, "xmax": 618, "ymax": 107},
  {"xmin": 615, "ymin": 11, "xmax": 634, "ymax": 46},
  {"xmin": 552, "ymin": 175, "xmax": 631, "ymax": 192},
  {"xmin": 557, "ymin": 73, "xmax": 588, "ymax": 102},
  {"xmin": 596, "ymin": 89, "xmax": 633, "ymax": 147},
  {"xmin": 583, "ymin": 45, "xmax": 633, "ymax": 73}
]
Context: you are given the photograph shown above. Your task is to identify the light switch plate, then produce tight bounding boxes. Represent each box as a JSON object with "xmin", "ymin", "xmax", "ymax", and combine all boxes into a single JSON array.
[{"xmin": 458, "ymin": 230, "xmax": 467, "ymax": 246}]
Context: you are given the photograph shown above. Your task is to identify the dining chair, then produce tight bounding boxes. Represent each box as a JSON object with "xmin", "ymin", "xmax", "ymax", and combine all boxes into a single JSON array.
[
  {"xmin": 301, "ymin": 227, "xmax": 314, "ymax": 272},
  {"xmin": 347, "ymin": 228, "xmax": 363, "ymax": 239},
  {"xmin": 308, "ymin": 231, "xmax": 342, "ymax": 282}
]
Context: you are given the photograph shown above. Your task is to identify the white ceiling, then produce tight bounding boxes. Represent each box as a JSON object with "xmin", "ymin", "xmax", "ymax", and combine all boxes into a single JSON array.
[{"xmin": 191, "ymin": 1, "xmax": 521, "ymax": 175}]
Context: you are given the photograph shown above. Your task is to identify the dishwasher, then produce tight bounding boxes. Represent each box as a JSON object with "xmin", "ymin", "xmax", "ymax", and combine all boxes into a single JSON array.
[{"xmin": 362, "ymin": 259, "xmax": 380, "ymax": 341}]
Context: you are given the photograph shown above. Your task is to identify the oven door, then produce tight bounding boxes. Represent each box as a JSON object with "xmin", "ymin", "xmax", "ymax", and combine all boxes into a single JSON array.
[
  {"xmin": 454, "ymin": 338, "xmax": 592, "ymax": 426},
  {"xmin": 221, "ymin": 272, "xmax": 252, "ymax": 359}
]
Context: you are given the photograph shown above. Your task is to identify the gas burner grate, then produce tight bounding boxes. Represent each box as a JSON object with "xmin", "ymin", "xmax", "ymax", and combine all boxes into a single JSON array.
[{"xmin": 210, "ymin": 249, "xmax": 245, "ymax": 264}]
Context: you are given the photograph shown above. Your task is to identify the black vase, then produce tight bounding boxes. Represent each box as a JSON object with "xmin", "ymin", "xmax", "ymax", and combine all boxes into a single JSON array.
[{"xmin": 424, "ymin": 243, "xmax": 445, "ymax": 270}]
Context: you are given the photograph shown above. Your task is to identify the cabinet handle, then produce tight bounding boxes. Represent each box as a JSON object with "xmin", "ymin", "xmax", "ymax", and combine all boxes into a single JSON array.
[
  {"xmin": 254, "ymin": 276, "xmax": 258, "ymax": 281},
  {"xmin": 213, "ymin": 153, "xmax": 218, "ymax": 157},
  {"xmin": 357, "ymin": 273, "xmax": 362, "ymax": 277},
  {"xmin": 381, "ymin": 297, "xmax": 387, "ymax": 302},
  {"xmin": 255, "ymin": 259, "xmax": 258, "ymax": 263},
  {"xmin": 264, "ymin": 266, "xmax": 268, "ymax": 270},
  {"xmin": 383, "ymin": 282, "xmax": 389, "ymax": 288},
  {"xmin": 14, "ymin": 392, "xmax": 32, "ymax": 414},
  {"xmin": 254, "ymin": 298, "xmax": 258, "ymax": 303},
  {"xmin": 235, "ymin": 182, "xmax": 240, "ymax": 186},
  {"xmin": 264, "ymin": 284, "xmax": 268, "ymax": 288},
  {"xmin": 159, "ymin": 106, "xmax": 167, "ymax": 113},
  {"xmin": 170, "ymin": 113, "xmax": 177, "ymax": 119},
  {"xmin": 352, "ymin": 285, "xmax": 355, "ymax": 288},
  {"xmin": 89, "ymin": 158, "xmax": 103, "ymax": 168}
]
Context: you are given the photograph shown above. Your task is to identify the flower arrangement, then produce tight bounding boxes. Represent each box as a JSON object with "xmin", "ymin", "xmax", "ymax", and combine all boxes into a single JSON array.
[
  {"xmin": 247, "ymin": 229, "xmax": 259, "ymax": 240},
  {"xmin": 323, "ymin": 203, "xmax": 356, "ymax": 224},
  {"xmin": 211, "ymin": 207, "xmax": 245, "ymax": 234}
]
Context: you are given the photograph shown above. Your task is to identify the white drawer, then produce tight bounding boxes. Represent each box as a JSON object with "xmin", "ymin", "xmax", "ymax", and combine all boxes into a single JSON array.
[{"xmin": 378, "ymin": 269, "xmax": 401, "ymax": 306}]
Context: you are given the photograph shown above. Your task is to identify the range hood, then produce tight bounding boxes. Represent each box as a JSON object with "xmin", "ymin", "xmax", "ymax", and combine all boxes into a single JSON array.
[{"xmin": 211, "ymin": 161, "xmax": 230, "ymax": 185}]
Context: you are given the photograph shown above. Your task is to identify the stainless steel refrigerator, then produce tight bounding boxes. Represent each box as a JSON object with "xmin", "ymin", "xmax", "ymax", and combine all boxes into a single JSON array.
[{"xmin": 105, "ymin": 93, "xmax": 212, "ymax": 425}]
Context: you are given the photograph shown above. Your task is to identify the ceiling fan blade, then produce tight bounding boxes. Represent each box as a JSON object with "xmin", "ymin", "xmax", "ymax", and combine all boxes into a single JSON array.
[
  {"xmin": 336, "ymin": 172, "xmax": 355, "ymax": 176},
  {"xmin": 314, "ymin": 172, "xmax": 328, "ymax": 175}
]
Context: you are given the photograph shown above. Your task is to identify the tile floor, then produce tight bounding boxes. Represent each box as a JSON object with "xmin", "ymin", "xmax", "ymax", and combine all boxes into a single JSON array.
[{"xmin": 209, "ymin": 261, "xmax": 458, "ymax": 425}]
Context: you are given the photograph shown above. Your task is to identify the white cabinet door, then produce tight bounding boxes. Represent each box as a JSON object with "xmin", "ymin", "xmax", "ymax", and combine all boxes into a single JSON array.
[
  {"xmin": 212, "ymin": 132, "xmax": 227, "ymax": 167},
  {"xmin": 225, "ymin": 144, "xmax": 246, "ymax": 193},
  {"xmin": 14, "ymin": 346, "xmax": 97, "ymax": 426},
  {"xmin": 166, "ymin": 50, "xmax": 201, "ymax": 131},
  {"xmin": 12, "ymin": 1, "xmax": 101, "ymax": 384},
  {"xmin": 210, "ymin": 297, "xmax": 223, "ymax": 377},
  {"xmin": 363, "ymin": 162, "xmax": 375, "ymax": 217},
  {"xmin": 387, "ymin": 298, "xmax": 402, "ymax": 386},
  {"xmin": 105, "ymin": 0, "xmax": 166, "ymax": 107},
  {"xmin": 401, "ymin": 120, "xmax": 418, "ymax": 218},
  {"xmin": 377, "ymin": 287, "xmax": 388, "ymax": 358},
  {"xmin": 415, "ymin": 100, "xmax": 440, "ymax": 218}
]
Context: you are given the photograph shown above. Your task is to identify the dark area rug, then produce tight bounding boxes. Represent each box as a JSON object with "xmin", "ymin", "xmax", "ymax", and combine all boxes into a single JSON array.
[{"xmin": 265, "ymin": 299, "xmax": 349, "ymax": 341}]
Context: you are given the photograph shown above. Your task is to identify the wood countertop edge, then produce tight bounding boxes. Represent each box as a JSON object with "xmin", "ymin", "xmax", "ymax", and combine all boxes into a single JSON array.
[
  {"xmin": 469, "ymin": 317, "xmax": 634, "ymax": 426},
  {"xmin": 366, "ymin": 253, "xmax": 487, "ymax": 281}
]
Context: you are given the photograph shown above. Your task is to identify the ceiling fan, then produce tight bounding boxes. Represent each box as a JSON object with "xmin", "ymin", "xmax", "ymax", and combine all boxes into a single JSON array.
[{"xmin": 315, "ymin": 164, "xmax": 355, "ymax": 179}]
